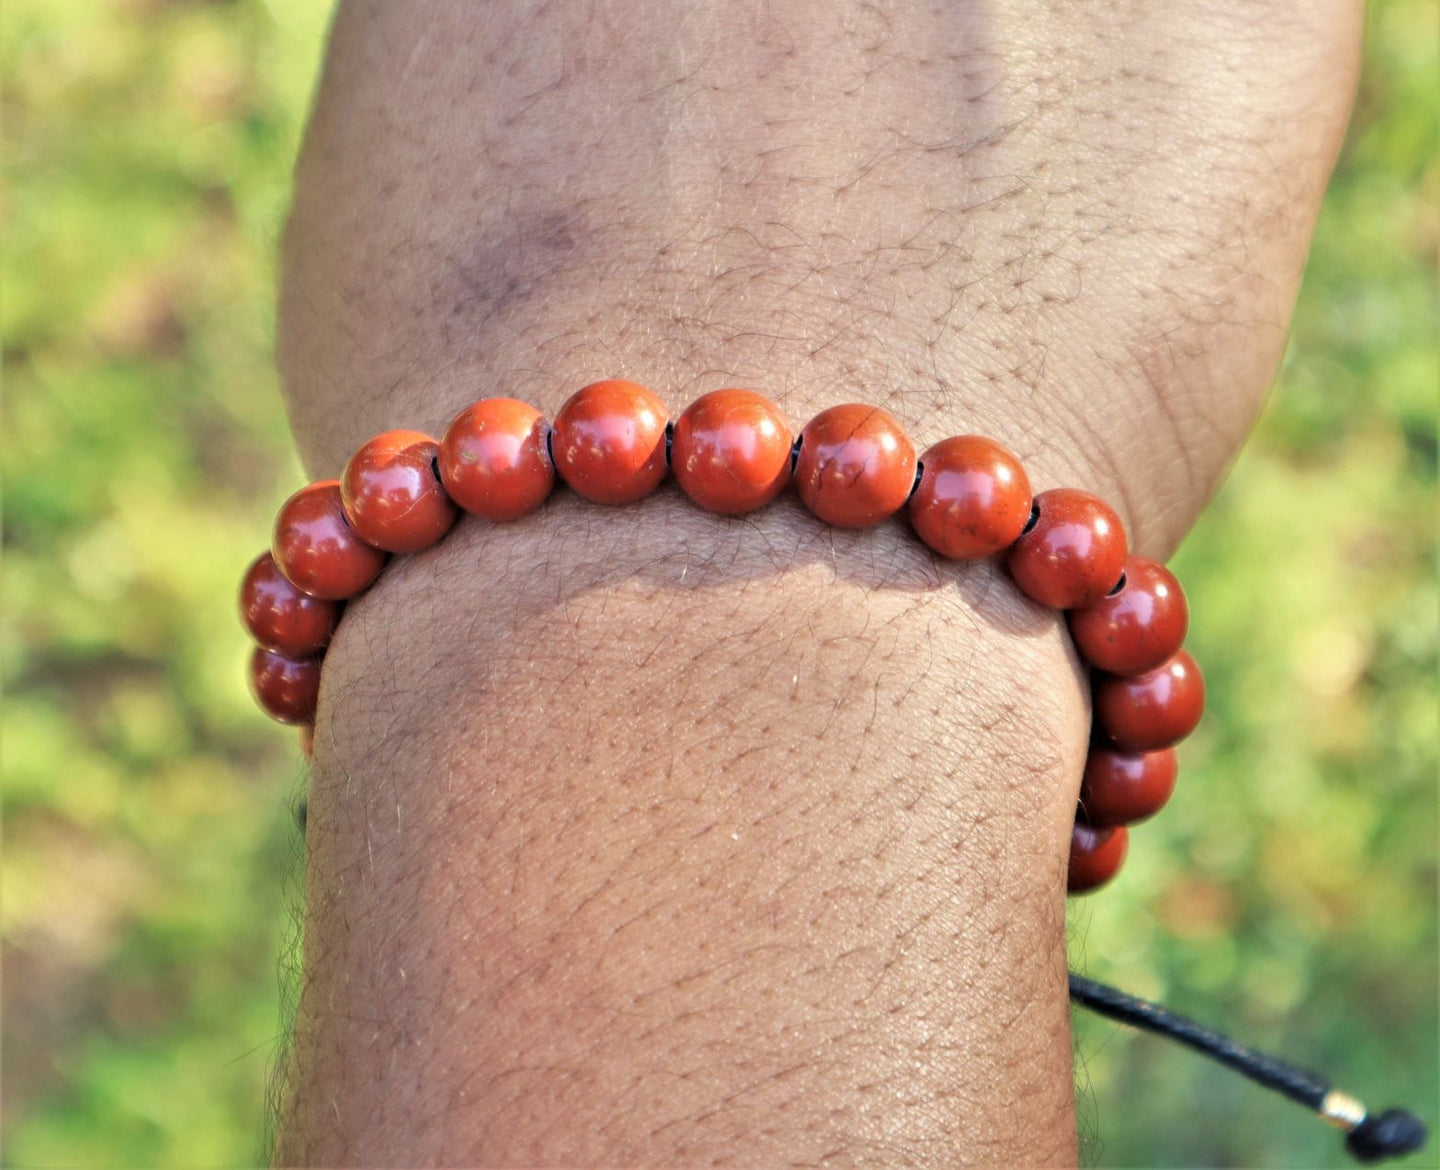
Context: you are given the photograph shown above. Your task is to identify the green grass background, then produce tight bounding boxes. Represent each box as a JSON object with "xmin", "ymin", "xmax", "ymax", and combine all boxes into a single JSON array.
[{"xmin": 2, "ymin": 1, "xmax": 1435, "ymax": 1165}]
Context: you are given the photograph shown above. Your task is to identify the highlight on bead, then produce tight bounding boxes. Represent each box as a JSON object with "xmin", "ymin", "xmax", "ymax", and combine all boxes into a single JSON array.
[
  {"xmin": 908, "ymin": 434, "xmax": 1033, "ymax": 559},
  {"xmin": 1079, "ymin": 746, "xmax": 1179, "ymax": 828},
  {"xmin": 1069, "ymin": 555, "xmax": 1188, "ymax": 675},
  {"xmin": 794, "ymin": 403, "xmax": 917, "ymax": 528},
  {"xmin": 341, "ymin": 429, "xmax": 457, "ymax": 554},
  {"xmin": 1068, "ymin": 822, "xmax": 1129, "ymax": 894},
  {"xmin": 1094, "ymin": 649, "xmax": 1206, "ymax": 752},
  {"xmin": 671, "ymin": 389, "xmax": 793, "ymax": 514},
  {"xmin": 239, "ymin": 551, "xmax": 339, "ymax": 657},
  {"xmin": 272, "ymin": 480, "xmax": 388, "ymax": 601},
  {"xmin": 550, "ymin": 378, "xmax": 670, "ymax": 505},
  {"xmin": 1006, "ymin": 487, "xmax": 1128, "ymax": 609},
  {"xmin": 249, "ymin": 646, "xmax": 321, "ymax": 726},
  {"xmin": 438, "ymin": 397, "xmax": 555, "ymax": 521}
]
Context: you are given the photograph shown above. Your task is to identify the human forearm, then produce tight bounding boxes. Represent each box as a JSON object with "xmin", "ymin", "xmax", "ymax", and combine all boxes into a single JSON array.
[
  {"xmin": 283, "ymin": 513, "xmax": 1084, "ymax": 1164},
  {"xmin": 272, "ymin": 2, "xmax": 1359, "ymax": 1164}
]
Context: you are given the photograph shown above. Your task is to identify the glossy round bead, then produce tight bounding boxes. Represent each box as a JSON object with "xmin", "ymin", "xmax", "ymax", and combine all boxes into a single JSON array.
[
  {"xmin": 340, "ymin": 430, "xmax": 457, "ymax": 553},
  {"xmin": 250, "ymin": 646, "xmax": 322, "ymax": 725},
  {"xmin": 907, "ymin": 435, "xmax": 1032, "ymax": 559},
  {"xmin": 1069, "ymin": 556, "xmax": 1188, "ymax": 675},
  {"xmin": 439, "ymin": 398, "xmax": 554, "ymax": 521},
  {"xmin": 1068, "ymin": 823, "xmax": 1129, "ymax": 895},
  {"xmin": 1079, "ymin": 746, "xmax": 1178, "ymax": 828},
  {"xmin": 794, "ymin": 403, "xmax": 917, "ymax": 529},
  {"xmin": 1094, "ymin": 650, "xmax": 1206, "ymax": 751},
  {"xmin": 272, "ymin": 481, "xmax": 388, "ymax": 601},
  {"xmin": 671, "ymin": 389, "xmax": 793, "ymax": 514},
  {"xmin": 1006, "ymin": 487, "xmax": 1128, "ymax": 610},
  {"xmin": 550, "ymin": 379, "xmax": 669, "ymax": 505},
  {"xmin": 239, "ymin": 552, "xmax": 340, "ymax": 657}
]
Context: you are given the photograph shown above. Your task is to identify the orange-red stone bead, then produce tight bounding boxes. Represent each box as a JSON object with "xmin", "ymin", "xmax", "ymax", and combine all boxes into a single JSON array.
[
  {"xmin": 1006, "ymin": 487, "xmax": 1128, "ymax": 609},
  {"xmin": 671, "ymin": 389, "xmax": 793, "ymax": 514},
  {"xmin": 1068, "ymin": 823, "xmax": 1129, "ymax": 895},
  {"xmin": 272, "ymin": 481, "xmax": 387, "ymax": 601},
  {"xmin": 1069, "ymin": 556, "xmax": 1188, "ymax": 675},
  {"xmin": 908, "ymin": 435, "xmax": 1032, "ymax": 559},
  {"xmin": 1094, "ymin": 650, "xmax": 1205, "ymax": 752},
  {"xmin": 250, "ymin": 646, "xmax": 321, "ymax": 725},
  {"xmin": 438, "ymin": 397, "xmax": 554, "ymax": 521},
  {"xmin": 239, "ymin": 551, "xmax": 340, "ymax": 657},
  {"xmin": 1080, "ymin": 746, "xmax": 1178, "ymax": 828},
  {"xmin": 341, "ymin": 430, "xmax": 457, "ymax": 554},
  {"xmin": 550, "ymin": 379, "xmax": 669, "ymax": 505},
  {"xmin": 794, "ymin": 404, "xmax": 917, "ymax": 529}
]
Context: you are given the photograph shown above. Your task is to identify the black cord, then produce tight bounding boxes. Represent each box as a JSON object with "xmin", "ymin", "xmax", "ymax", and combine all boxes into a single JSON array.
[{"xmin": 1070, "ymin": 971, "xmax": 1427, "ymax": 1164}]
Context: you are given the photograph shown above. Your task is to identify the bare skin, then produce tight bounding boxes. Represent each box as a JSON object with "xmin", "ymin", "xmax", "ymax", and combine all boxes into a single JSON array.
[{"xmin": 272, "ymin": 2, "xmax": 1360, "ymax": 1165}]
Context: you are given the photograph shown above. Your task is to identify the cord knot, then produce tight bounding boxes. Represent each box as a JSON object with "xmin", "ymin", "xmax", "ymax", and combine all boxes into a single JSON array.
[{"xmin": 1345, "ymin": 1108, "xmax": 1428, "ymax": 1164}]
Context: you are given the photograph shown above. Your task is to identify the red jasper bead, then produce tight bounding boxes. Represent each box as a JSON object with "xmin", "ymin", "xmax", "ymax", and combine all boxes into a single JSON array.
[
  {"xmin": 272, "ymin": 481, "xmax": 388, "ymax": 601},
  {"xmin": 438, "ymin": 398, "xmax": 554, "ymax": 521},
  {"xmin": 550, "ymin": 379, "xmax": 669, "ymax": 505},
  {"xmin": 1068, "ymin": 823, "xmax": 1128, "ymax": 895},
  {"xmin": 671, "ymin": 389, "xmax": 793, "ymax": 514},
  {"xmin": 250, "ymin": 646, "xmax": 321, "ymax": 725},
  {"xmin": 1094, "ymin": 650, "xmax": 1206, "ymax": 751},
  {"xmin": 908, "ymin": 435, "xmax": 1032, "ymax": 559},
  {"xmin": 239, "ymin": 552, "xmax": 340, "ymax": 657},
  {"xmin": 341, "ymin": 430, "xmax": 457, "ymax": 553},
  {"xmin": 1069, "ymin": 556, "xmax": 1188, "ymax": 675},
  {"xmin": 794, "ymin": 403, "xmax": 917, "ymax": 529},
  {"xmin": 1006, "ymin": 488, "xmax": 1128, "ymax": 610},
  {"xmin": 1079, "ymin": 746, "xmax": 1178, "ymax": 828}
]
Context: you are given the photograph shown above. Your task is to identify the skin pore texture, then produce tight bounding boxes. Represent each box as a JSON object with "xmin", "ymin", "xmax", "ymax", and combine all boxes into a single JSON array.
[{"xmin": 273, "ymin": 2, "xmax": 1360, "ymax": 1164}]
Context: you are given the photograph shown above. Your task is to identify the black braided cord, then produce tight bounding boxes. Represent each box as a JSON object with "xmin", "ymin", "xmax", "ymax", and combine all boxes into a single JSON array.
[{"xmin": 1070, "ymin": 971, "xmax": 1427, "ymax": 1164}]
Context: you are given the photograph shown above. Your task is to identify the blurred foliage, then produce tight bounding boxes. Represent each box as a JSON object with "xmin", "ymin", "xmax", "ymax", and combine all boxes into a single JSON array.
[
  {"xmin": 3, "ymin": 1, "xmax": 327, "ymax": 1164},
  {"xmin": 1, "ymin": 0, "xmax": 1434, "ymax": 1166}
]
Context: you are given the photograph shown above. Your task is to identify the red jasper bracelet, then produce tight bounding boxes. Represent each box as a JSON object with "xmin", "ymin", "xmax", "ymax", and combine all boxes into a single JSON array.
[
  {"xmin": 239, "ymin": 379, "xmax": 1431, "ymax": 1160},
  {"xmin": 239, "ymin": 378, "xmax": 1205, "ymax": 898}
]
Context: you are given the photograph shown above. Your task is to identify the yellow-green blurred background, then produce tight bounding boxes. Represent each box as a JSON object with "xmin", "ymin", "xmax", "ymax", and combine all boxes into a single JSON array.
[{"xmin": 2, "ymin": 1, "xmax": 1435, "ymax": 1166}]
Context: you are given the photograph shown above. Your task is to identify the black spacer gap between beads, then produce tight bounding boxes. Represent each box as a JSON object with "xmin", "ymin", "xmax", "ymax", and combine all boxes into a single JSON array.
[
  {"xmin": 1107, "ymin": 571, "xmax": 1128, "ymax": 597},
  {"xmin": 664, "ymin": 421, "xmax": 675, "ymax": 469},
  {"xmin": 907, "ymin": 461, "xmax": 925, "ymax": 504},
  {"xmin": 545, "ymin": 426, "xmax": 555, "ymax": 468},
  {"xmin": 789, "ymin": 434, "xmax": 803, "ymax": 474},
  {"xmin": 430, "ymin": 454, "xmax": 444, "ymax": 486},
  {"xmin": 1021, "ymin": 500, "xmax": 1040, "ymax": 537}
]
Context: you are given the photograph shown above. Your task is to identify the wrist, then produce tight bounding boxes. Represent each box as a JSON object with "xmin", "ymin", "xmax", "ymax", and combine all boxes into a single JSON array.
[{"xmin": 291, "ymin": 494, "xmax": 1085, "ymax": 1164}]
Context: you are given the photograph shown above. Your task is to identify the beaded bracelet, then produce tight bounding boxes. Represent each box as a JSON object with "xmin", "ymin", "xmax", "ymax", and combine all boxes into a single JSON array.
[
  {"xmin": 241, "ymin": 379, "xmax": 1200, "ymax": 897},
  {"xmin": 239, "ymin": 379, "xmax": 1425, "ymax": 1161}
]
